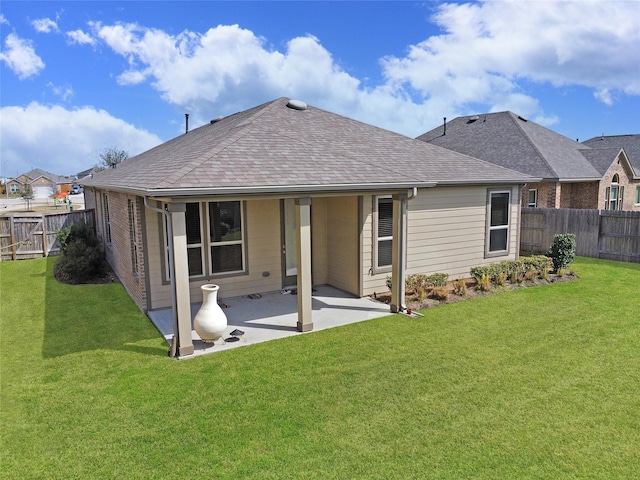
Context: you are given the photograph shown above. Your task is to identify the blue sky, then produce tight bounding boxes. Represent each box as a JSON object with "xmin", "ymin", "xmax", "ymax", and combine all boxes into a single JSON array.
[{"xmin": 1, "ymin": 0, "xmax": 639, "ymax": 177}]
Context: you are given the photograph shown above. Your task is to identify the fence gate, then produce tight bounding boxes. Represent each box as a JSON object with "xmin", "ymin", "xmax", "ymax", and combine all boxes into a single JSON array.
[{"xmin": 0, "ymin": 210, "xmax": 95, "ymax": 261}]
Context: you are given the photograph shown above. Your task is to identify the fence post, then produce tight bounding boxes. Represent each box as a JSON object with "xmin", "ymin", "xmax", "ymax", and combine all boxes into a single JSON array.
[
  {"xmin": 9, "ymin": 216, "xmax": 16, "ymax": 261},
  {"xmin": 42, "ymin": 214, "xmax": 49, "ymax": 257}
]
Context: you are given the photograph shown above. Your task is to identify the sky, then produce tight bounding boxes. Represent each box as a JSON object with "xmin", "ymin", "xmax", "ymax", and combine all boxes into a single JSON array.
[{"xmin": 1, "ymin": 0, "xmax": 639, "ymax": 178}]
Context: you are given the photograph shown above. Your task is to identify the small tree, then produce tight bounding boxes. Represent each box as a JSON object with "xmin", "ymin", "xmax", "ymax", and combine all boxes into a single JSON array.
[
  {"xmin": 97, "ymin": 147, "xmax": 129, "ymax": 170},
  {"xmin": 20, "ymin": 183, "xmax": 34, "ymax": 211},
  {"xmin": 547, "ymin": 233, "xmax": 576, "ymax": 271}
]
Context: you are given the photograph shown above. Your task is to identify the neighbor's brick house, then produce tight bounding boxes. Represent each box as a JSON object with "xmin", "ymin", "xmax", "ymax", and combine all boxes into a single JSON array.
[{"xmin": 417, "ymin": 113, "xmax": 639, "ymax": 211}]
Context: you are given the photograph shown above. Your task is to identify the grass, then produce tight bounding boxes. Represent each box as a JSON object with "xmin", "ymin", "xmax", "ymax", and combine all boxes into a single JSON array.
[{"xmin": 1, "ymin": 257, "xmax": 639, "ymax": 479}]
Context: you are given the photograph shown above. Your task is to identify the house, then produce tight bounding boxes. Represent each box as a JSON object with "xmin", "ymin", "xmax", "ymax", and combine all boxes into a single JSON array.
[
  {"xmin": 582, "ymin": 134, "xmax": 640, "ymax": 209},
  {"xmin": 82, "ymin": 98, "xmax": 535, "ymax": 357},
  {"xmin": 5, "ymin": 168, "xmax": 76, "ymax": 198},
  {"xmin": 417, "ymin": 112, "xmax": 640, "ymax": 211}
]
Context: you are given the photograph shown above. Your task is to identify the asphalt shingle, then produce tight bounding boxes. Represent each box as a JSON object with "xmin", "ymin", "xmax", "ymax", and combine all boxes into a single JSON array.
[{"xmin": 84, "ymin": 98, "xmax": 533, "ymax": 194}]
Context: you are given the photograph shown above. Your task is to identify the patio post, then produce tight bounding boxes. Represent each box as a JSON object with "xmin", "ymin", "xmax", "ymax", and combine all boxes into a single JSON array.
[
  {"xmin": 295, "ymin": 197, "xmax": 313, "ymax": 332},
  {"xmin": 390, "ymin": 193, "xmax": 408, "ymax": 313},
  {"xmin": 168, "ymin": 202, "xmax": 194, "ymax": 356}
]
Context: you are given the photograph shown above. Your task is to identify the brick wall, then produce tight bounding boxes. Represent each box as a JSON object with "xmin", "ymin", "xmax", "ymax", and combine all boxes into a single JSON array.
[
  {"xmin": 96, "ymin": 190, "xmax": 147, "ymax": 311},
  {"xmin": 599, "ymin": 156, "xmax": 640, "ymax": 211}
]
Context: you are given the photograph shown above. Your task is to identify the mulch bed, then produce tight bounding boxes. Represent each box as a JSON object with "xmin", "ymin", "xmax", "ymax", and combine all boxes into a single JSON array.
[{"xmin": 372, "ymin": 272, "xmax": 578, "ymax": 311}]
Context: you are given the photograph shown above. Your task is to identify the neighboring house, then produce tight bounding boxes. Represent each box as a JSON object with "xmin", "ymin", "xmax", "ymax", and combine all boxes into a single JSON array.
[
  {"xmin": 82, "ymin": 97, "xmax": 534, "ymax": 357},
  {"xmin": 6, "ymin": 168, "xmax": 75, "ymax": 199},
  {"xmin": 582, "ymin": 135, "xmax": 640, "ymax": 210},
  {"xmin": 417, "ymin": 112, "xmax": 639, "ymax": 211}
]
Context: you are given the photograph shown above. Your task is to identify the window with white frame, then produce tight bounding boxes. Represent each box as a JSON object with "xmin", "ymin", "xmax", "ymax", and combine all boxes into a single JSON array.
[
  {"xmin": 374, "ymin": 196, "xmax": 393, "ymax": 270},
  {"xmin": 486, "ymin": 190, "xmax": 511, "ymax": 256},
  {"xmin": 528, "ymin": 189, "xmax": 538, "ymax": 207},
  {"xmin": 127, "ymin": 199, "xmax": 139, "ymax": 275},
  {"xmin": 102, "ymin": 193, "xmax": 112, "ymax": 244},
  {"xmin": 636, "ymin": 186, "xmax": 640, "ymax": 205},
  {"xmin": 165, "ymin": 201, "xmax": 246, "ymax": 280},
  {"xmin": 10, "ymin": 184, "xmax": 20, "ymax": 193},
  {"xmin": 605, "ymin": 174, "xmax": 624, "ymax": 210}
]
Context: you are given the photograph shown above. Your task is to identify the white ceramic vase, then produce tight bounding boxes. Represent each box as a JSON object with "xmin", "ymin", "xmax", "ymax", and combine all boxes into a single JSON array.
[{"xmin": 193, "ymin": 284, "xmax": 227, "ymax": 343}]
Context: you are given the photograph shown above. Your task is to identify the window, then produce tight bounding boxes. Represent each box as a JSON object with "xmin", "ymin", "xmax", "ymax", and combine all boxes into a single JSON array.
[
  {"xmin": 486, "ymin": 190, "xmax": 511, "ymax": 256},
  {"xmin": 528, "ymin": 189, "xmax": 538, "ymax": 207},
  {"xmin": 605, "ymin": 174, "xmax": 624, "ymax": 211},
  {"xmin": 102, "ymin": 193, "xmax": 112, "ymax": 244},
  {"xmin": 374, "ymin": 196, "xmax": 393, "ymax": 270},
  {"xmin": 208, "ymin": 201, "xmax": 244, "ymax": 274},
  {"xmin": 636, "ymin": 186, "xmax": 640, "ymax": 205},
  {"xmin": 164, "ymin": 201, "xmax": 246, "ymax": 280},
  {"xmin": 10, "ymin": 184, "xmax": 19, "ymax": 193},
  {"xmin": 127, "ymin": 199, "xmax": 139, "ymax": 275},
  {"xmin": 186, "ymin": 202, "xmax": 204, "ymax": 276}
]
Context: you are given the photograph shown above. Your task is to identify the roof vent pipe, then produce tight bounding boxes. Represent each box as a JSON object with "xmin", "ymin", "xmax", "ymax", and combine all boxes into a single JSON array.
[
  {"xmin": 185, "ymin": 113, "xmax": 189, "ymax": 134},
  {"xmin": 443, "ymin": 117, "xmax": 446, "ymax": 136}
]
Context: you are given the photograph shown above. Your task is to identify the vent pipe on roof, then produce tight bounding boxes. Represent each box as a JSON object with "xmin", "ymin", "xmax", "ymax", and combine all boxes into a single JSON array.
[
  {"xmin": 443, "ymin": 117, "xmax": 446, "ymax": 136},
  {"xmin": 185, "ymin": 113, "xmax": 189, "ymax": 134}
]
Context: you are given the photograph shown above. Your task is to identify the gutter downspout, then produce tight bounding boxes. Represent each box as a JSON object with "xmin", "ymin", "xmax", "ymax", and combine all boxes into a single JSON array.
[
  {"xmin": 390, "ymin": 187, "xmax": 418, "ymax": 313},
  {"xmin": 144, "ymin": 197, "xmax": 179, "ymax": 357}
]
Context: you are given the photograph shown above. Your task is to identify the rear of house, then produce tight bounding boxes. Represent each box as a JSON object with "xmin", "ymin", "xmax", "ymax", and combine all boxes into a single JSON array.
[{"xmin": 83, "ymin": 98, "xmax": 530, "ymax": 356}]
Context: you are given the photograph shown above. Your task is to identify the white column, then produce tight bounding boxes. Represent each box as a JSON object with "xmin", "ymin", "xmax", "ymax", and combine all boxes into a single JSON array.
[
  {"xmin": 296, "ymin": 197, "xmax": 313, "ymax": 332},
  {"xmin": 390, "ymin": 193, "xmax": 408, "ymax": 313},
  {"xmin": 168, "ymin": 203, "xmax": 194, "ymax": 356}
]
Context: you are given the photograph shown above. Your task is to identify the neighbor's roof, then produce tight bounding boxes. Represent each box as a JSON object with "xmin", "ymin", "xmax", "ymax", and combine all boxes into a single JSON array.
[
  {"xmin": 582, "ymin": 134, "xmax": 640, "ymax": 179},
  {"xmin": 17, "ymin": 168, "xmax": 74, "ymax": 184},
  {"xmin": 83, "ymin": 98, "xmax": 534, "ymax": 196},
  {"xmin": 417, "ymin": 112, "xmax": 602, "ymax": 181}
]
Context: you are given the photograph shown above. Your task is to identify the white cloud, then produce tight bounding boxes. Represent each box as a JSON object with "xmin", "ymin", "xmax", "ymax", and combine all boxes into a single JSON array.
[
  {"xmin": 0, "ymin": 14, "xmax": 9, "ymax": 25},
  {"xmin": 47, "ymin": 82, "xmax": 74, "ymax": 101},
  {"xmin": 0, "ymin": 103, "xmax": 162, "ymax": 176},
  {"xmin": 0, "ymin": 33, "xmax": 45, "ymax": 79},
  {"xmin": 381, "ymin": 0, "xmax": 640, "ymax": 109},
  {"xmin": 67, "ymin": 29, "xmax": 96, "ymax": 46},
  {"xmin": 32, "ymin": 17, "xmax": 59, "ymax": 33},
  {"xmin": 89, "ymin": 1, "xmax": 639, "ymax": 138}
]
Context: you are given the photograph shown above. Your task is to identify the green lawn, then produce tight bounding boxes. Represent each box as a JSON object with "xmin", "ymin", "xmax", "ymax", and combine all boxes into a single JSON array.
[{"xmin": 1, "ymin": 257, "xmax": 639, "ymax": 479}]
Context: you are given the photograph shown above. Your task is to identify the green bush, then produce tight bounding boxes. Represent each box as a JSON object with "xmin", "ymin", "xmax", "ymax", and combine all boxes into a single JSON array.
[
  {"xmin": 54, "ymin": 222, "xmax": 107, "ymax": 284},
  {"xmin": 547, "ymin": 234, "xmax": 576, "ymax": 271}
]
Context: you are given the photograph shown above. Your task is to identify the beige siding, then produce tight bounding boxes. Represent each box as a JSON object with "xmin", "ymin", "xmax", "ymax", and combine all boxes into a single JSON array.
[
  {"xmin": 147, "ymin": 198, "xmax": 283, "ymax": 310},
  {"xmin": 326, "ymin": 196, "xmax": 359, "ymax": 295},
  {"xmin": 361, "ymin": 186, "xmax": 521, "ymax": 296},
  {"xmin": 311, "ymin": 198, "xmax": 329, "ymax": 285}
]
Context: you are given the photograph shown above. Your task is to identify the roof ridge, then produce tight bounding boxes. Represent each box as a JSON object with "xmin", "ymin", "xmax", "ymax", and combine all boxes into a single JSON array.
[
  {"xmin": 505, "ymin": 112, "xmax": 559, "ymax": 179},
  {"xmin": 161, "ymin": 99, "xmax": 284, "ymax": 185}
]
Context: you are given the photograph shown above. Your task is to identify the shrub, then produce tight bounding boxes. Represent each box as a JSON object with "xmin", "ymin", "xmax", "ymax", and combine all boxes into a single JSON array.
[
  {"xmin": 425, "ymin": 273, "xmax": 448, "ymax": 287},
  {"xmin": 496, "ymin": 271, "xmax": 507, "ymax": 286},
  {"xmin": 477, "ymin": 274, "xmax": 491, "ymax": 292},
  {"xmin": 430, "ymin": 286, "xmax": 449, "ymax": 301},
  {"xmin": 54, "ymin": 222, "xmax": 107, "ymax": 284},
  {"xmin": 524, "ymin": 268, "xmax": 538, "ymax": 281},
  {"xmin": 386, "ymin": 276, "xmax": 392, "ymax": 291},
  {"xmin": 453, "ymin": 278, "xmax": 467, "ymax": 296},
  {"xmin": 547, "ymin": 233, "xmax": 576, "ymax": 271}
]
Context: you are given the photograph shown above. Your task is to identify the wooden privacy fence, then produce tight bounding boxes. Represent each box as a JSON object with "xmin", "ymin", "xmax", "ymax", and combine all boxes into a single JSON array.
[
  {"xmin": 520, "ymin": 208, "xmax": 640, "ymax": 263},
  {"xmin": 0, "ymin": 209, "xmax": 95, "ymax": 261}
]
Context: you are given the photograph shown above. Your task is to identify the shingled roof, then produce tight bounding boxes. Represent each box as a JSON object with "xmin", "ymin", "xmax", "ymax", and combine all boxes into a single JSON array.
[
  {"xmin": 83, "ymin": 98, "xmax": 533, "ymax": 196},
  {"xmin": 582, "ymin": 134, "xmax": 640, "ymax": 179},
  {"xmin": 417, "ymin": 111, "xmax": 602, "ymax": 181}
]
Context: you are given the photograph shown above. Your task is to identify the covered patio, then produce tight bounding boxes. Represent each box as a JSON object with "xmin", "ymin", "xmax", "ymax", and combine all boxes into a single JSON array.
[{"xmin": 147, "ymin": 285, "xmax": 393, "ymax": 358}]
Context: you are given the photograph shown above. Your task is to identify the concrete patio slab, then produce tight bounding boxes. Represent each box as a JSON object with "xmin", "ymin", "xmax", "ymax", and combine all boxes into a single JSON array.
[{"xmin": 147, "ymin": 285, "xmax": 392, "ymax": 358}]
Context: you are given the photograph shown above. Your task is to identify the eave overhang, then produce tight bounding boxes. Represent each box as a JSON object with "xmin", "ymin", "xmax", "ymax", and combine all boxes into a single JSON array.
[{"xmin": 83, "ymin": 181, "xmax": 438, "ymax": 198}]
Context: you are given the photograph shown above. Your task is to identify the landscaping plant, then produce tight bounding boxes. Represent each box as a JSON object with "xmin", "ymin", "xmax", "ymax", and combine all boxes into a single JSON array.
[{"xmin": 547, "ymin": 233, "xmax": 576, "ymax": 271}]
